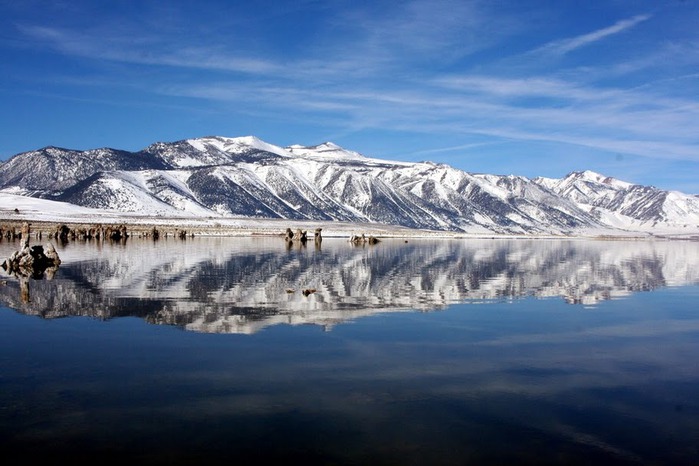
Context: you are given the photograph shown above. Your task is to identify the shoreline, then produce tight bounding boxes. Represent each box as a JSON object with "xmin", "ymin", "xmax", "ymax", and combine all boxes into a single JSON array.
[
  {"xmin": 1, "ymin": 215, "xmax": 696, "ymax": 242},
  {"xmin": 0, "ymin": 216, "xmax": 453, "ymax": 240},
  {"xmin": 1, "ymin": 192, "xmax": 698, "ymax": 241}
]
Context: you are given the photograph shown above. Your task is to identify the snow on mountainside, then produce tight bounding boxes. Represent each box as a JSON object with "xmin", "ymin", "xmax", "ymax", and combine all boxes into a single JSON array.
[
  {"xmin": 0, "ymin": 146, "xmax": 168, "ymax": 195},
  {"xmin": 57, "ymin": 170, "xmax": 214, "ymax": 216},
  {"xmin": 534, "ymin": 170, "xmax": 699, "ymax": 230},
  {"xmin": 287, "ymin": 142, "xmax": 367, "ymax": 161},
  {"xmin": 145, "ymin": 135, "xmax": 290, "ymax": 169},
  {"xmin": 193, "ymin": 135, "xmax": 291, "ymax": 158},
  {"xmin": 1, "ymin": 136, "xmax": 698, "ymax": 236}
]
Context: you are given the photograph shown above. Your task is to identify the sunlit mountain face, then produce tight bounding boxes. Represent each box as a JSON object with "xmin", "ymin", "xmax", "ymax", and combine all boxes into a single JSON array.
[{"xmin": 1, "ymin": 136, "xmax": 698, "ymax": 235}]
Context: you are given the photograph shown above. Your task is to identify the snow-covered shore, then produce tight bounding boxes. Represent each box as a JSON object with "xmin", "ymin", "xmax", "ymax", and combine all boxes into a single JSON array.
[
  {"xmin": 1, "ymin": 192, "xmax": 695, "ymax": 240},
  {"xmin": 0, "ymin": 193, "xmax": 448, "ymax": 238}
]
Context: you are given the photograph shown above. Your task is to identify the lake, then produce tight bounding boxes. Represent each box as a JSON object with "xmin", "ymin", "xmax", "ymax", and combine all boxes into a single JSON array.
[{"xmin": 1, "ymin": 236, "xmax": 698, "ymax": 464}]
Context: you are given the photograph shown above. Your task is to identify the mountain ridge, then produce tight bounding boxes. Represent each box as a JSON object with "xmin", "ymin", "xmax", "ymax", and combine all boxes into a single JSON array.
[{"xmin": 1, "ymin": 135, "xmax": 698, "ymax": 236}]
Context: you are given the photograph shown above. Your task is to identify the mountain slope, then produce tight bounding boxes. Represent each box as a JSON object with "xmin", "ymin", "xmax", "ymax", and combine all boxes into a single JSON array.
[
  {"xmin": 0, "ymin": 146, "xmax": 169, "ymax": 196},
  {"xmin": 535, "ymin": 171, "xmax": 699, "ymax": 229},
  {"xmin": 1, "ymin": 136, "xmax": 698, "ymax": 235}
]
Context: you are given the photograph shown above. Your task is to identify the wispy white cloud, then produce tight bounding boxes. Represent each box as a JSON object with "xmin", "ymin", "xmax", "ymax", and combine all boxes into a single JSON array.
[
  {"xmin": 17, "ymin": 1, "xmax": 500, "ymax": 79},
  {"xmin": 309, "ymin": 0, "xmax": 526, "ymax": 75},
  {"xmin": 433, "ymin": 75, "xmax": 621, "ymax": 101},
  {"xmin": 19, "ymin": 16, "xmax": 698, "ymax": 165},
  {"xmin": 407, "ymin": 141, "xmax": 503, "ymax": 157},
  {"xmin": 17, "ymin": 25, "xmax": 282, "ymax": 74},
  {"xmin": 529, "ymin": 14, "xmax": 652, "ymax": 56},
  {"xmin": 8, "ymin": 2, "xmax": 699, "ymax": 180},
  {"xmin": 356, "ymin": 0, "xmax": 491, "ymax": 57},
  {"xmin": 158, "ymin": 72, "xmax": 699, "ymax": 163}
]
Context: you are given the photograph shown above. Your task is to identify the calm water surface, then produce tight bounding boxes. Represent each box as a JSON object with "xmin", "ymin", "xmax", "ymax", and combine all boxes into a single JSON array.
[{"xmin": 1, "ymin": 237, "xmax": 698, "ymax": 464}]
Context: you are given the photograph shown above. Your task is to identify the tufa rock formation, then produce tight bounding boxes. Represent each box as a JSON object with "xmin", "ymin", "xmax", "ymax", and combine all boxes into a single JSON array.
[
  {"xmin": 283, "ymin": 227, "xmax": 308, "ymax": 244},
  {"xmin": 349, "ymin": 233, "xmax": 380, "ymax": 245},
  {"xmin": 1, "ymin": 223, "xmax": 61, "ymax": 278}
]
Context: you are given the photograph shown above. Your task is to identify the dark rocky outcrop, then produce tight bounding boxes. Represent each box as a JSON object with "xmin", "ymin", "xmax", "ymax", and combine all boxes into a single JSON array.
[
  {"xmin": 283, "ymin": 227, "xmax": 308, "ymax": 244},
  {"xmin": 349, "ymin": 233, "xmax": 380, "ymax": 245},
  {"xmin": 1, "ymin": 223, "xmax": 61, "ymax": 279},
  {"xmin": 295, "ymin": 229, "xmax": 307, "ymax": 242},
  {"xmin": 51, "ymin": 223, "xmax": 129, "ymax": 241},
  {"xmin": 104, "ymin": 224, "xmax": 129, "ymax": 241}
]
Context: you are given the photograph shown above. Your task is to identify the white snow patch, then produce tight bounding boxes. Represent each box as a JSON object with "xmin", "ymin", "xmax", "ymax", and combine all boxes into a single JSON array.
[{"xmin": 189, "ymin": 136, "xmax": 291, "ymax": 158}]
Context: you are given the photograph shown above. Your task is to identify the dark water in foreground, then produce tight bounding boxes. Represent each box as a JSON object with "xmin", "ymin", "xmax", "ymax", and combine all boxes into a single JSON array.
[{"xmin": 1, "ymin": 237, "xmax": 698, "ymax": 464}]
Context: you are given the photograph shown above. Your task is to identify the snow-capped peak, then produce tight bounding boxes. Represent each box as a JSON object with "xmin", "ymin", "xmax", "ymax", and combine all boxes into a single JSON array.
[
  {"xmin": 188, "ymin": 135, "xmax": 291, "ymax": 158},
  {"xmin": 576, "ymin": 170, "xmax": 605, "ymax": 181},
  {"xmin": 568, "ymin": 170, "xmax": 633, "ymax": 189},
  {"xmin": 286, "ymin": 142, "xmax": 365, "ymax": 160}
]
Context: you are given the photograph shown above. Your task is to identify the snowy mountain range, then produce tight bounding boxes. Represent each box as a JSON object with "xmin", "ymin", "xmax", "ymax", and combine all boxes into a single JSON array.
[{"xmin": 1, "ymin": 135, "xmax": 698, "ymax": 235}]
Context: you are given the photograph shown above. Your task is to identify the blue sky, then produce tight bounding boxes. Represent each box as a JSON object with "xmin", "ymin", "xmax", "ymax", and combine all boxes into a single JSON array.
[{"xmin": 1, "ymin": 0, "xmax": 698, "ymax": 193}]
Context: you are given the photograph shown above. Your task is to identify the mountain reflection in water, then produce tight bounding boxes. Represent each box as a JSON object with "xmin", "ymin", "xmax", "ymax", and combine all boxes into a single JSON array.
[{"xmin": 1, "ymin": 237, "xmax": 698, "ymax": 333}]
